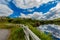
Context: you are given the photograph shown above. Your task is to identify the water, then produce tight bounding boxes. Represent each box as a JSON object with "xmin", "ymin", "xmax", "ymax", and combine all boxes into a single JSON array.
[{"xmin": 37, "ymin": 24, "xmax": 60, "ymax": 40}]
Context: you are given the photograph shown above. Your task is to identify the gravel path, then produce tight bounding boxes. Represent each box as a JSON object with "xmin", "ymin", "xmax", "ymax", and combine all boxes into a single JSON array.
[{"xmin": 0, "ymin": 29, "xmax": 10, "ymax": 40}]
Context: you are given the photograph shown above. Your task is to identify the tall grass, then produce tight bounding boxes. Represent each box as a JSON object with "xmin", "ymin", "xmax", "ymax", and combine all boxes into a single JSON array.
[
  {"xmin": 27, "ymin": 24, "xmax": 53, "ymax": 40},
  {"xmin": 8, "ymin": 27, "xmax": 25, "ymax": 40},
  {"xmin": 0, "ymin": 24, "xmax": 13, "ymax": 29},
  {"xmin": 0, "ymin": 24, "xmax": 25, "ymax": 40}
]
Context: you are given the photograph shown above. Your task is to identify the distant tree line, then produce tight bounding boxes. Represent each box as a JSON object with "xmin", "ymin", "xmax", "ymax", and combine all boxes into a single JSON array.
[{"xmin": 0, "ymin": 16, "xmax": 60, "ymax": 26}]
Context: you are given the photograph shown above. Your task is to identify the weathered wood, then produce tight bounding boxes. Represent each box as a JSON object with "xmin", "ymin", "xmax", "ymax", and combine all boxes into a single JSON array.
[{"xmin": 21, "ymin": 24, "xmax": 41, "ymax": 40}]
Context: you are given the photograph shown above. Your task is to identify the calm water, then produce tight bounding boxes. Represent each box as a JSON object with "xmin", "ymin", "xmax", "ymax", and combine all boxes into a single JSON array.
[{"xmin": 37, "ymin": 24, "xmax": 60, "ymax": 40}]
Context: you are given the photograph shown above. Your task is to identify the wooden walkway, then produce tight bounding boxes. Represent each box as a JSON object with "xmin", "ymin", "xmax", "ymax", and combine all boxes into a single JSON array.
[{"xmin": 20, "ymin": 24, "xmax": 41, "ymax": 40}]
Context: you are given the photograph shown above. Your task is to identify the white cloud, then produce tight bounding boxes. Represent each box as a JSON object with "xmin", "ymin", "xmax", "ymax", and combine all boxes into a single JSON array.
[
  {"xmin": 13, "ymin": 0, "xmax": 39, "ymax": 9},
  {"xmin": 0, "ymin": 0, "xmax": 11, "ymax": 5},
  {"xmin": 49, "ymin": 9, "xmax": 60, "ymax": 20},
  {"xmin": 38, "ymin": 2, "xmax": 60, "ymax": 20},
  {"xmin": 50, "ymin": 2, "xmax": 60, "ymax": 10},
  {"xmin": 0, "ymin": 0, "xmax": 59, "ymax": 20},
  {"xmin": 0, "ymin": 4, "xmax": 13, "ymax": 16},
  {"xmin": 20, "ymin": 12, "xmax": 44, "ymax": 20},
  {"xmin": 31, "ymin": 12, "xmax": 43, "ymax": 20},
  {"xmin": 55, "ymin": 2, "xmax": 60, "ymax": 9},
  {"xmin": 47, "ymin": 2, "xmax": 60, "ymax": 20},
  {"xmin": 13, "ymin": 0, "xmax": 54, "ymax": 9},
  {"xmin": 20, "ymin": 2, "xmax": 60, "ymax": 20},
  {"xmin": 36, "ymin": 0, "xmax": 54, "ymax": 3},
  {"xmin": 20, "ymin": 13, "xmax": 33, "ymax": 18}
]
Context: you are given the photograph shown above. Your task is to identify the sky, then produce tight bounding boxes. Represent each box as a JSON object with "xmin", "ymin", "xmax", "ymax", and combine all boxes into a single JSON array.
[{"xmin": 0, "ymin": 0, "xmax": 60, "ymax": 20}]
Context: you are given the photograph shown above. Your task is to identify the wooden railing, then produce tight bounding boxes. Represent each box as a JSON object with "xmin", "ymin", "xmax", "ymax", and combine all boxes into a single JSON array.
[{"xmin": 20, "ymin": 24, "xmax": 41, "ymax": 40}]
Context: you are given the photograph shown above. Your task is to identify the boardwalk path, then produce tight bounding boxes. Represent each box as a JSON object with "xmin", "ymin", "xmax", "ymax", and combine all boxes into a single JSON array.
[
  {"xmin": 0, "ymin": 29, "xmax": 10, "ymax": 40},
  {"xmin": 21, "ymin": 24, "xmax": 41, "ymax": 40},
  {"xmin": 0, "ymin": 24, "xmax": 41, "ymax": 40}
]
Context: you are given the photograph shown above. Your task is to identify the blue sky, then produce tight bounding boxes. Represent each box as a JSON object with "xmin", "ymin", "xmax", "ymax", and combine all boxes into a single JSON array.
[
  {"xmin": 0, "ymin": 0, "xmax": 60, "ymax": 20},
  {"xmin": 8, "ymin": 0, "xmax": 58, "ymax": 17}
]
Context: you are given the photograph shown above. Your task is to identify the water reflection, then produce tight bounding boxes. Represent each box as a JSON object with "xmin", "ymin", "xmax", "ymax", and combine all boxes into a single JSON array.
[{"xmin": 37, "ymin": 24, "xmax": 60, "ymax": 40}]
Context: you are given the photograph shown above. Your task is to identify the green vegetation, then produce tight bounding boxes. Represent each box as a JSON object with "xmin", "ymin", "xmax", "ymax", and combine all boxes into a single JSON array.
[
  {"xmin": 0, "ymin": 17, "xmax": 60, "ymax": 25},
  {"xmin": 39, "ymin": 18, "xmax": 60, "ymax": 25},
  {"xmin": 0, "ymin": 17, "xmax": 58, "ymax": 40},
  {"xmin": 8, "ymin": 27, "xmax": 25, "ymax": 40},
  {"xmin": 26, "ymin": 24, "xmax": 53, "ymax": 40},
  {"xmin": 0, "ymin": 24, "xmax": 14, "ymax": 29},
  {"xmin": 0, "ymin": 24, "xmax": 25, "ymax": 40}
]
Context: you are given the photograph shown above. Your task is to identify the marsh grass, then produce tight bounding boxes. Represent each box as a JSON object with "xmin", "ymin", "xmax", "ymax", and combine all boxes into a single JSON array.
[
  {"xmin": 0, "ymin": 24, "xmax": 15, "ymax": 29},
  {"xmin": 8, "ymin": 27, "xmax": 25, "ymax": 40},
  {"xmin": 27, "ymin": 24, "xmax": 53, "ymax": 40},
  {"xmin": 0, "ymin": 24, "xmax": 25, "ymax": 40}
]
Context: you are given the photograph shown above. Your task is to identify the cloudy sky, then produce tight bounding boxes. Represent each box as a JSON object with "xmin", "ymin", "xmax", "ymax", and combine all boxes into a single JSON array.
[{"xmin": 0, "ymin": 0, "xmax": 60, "ymax": 20}]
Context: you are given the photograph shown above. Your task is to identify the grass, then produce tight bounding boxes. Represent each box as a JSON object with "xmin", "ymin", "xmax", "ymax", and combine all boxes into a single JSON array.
[
  {"xmin": 0, "ymin": 22, "xmax": 53, "ymax": 40},
  {"xmin": 8, "ymin": 27, "xmax": 25, "ymax": 40},
  {"xmin": 0, "ymin": 24, "xmax": 14, "ymax": 29},
  {"xmin": 0, "ymin": 17, "xmax": 58, "ymax": 40},
  {"xmin": 26, "ymin": 24, "xmax": 53, "ymax": 40},
  {"xmin": 0, "ymin": 23, "xmax": 25, "ymax": 40},
  {"xmin": 0, "ymin": 23, "xmax": 54, "ymax": 40}
]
